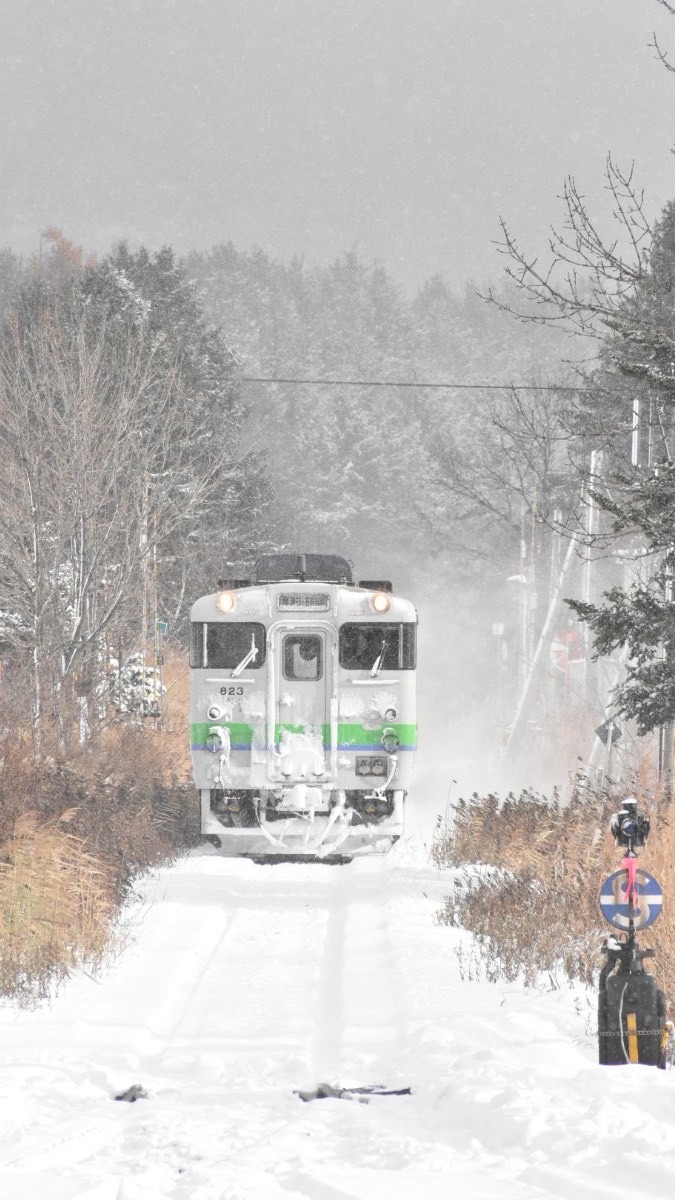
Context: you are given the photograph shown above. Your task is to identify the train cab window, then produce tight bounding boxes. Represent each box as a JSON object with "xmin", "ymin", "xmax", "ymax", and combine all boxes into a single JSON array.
[
  {"xmin": 283, "ymin": 634, "xmax": 323, "ymax": 681},
  {"xmin": 339, "ymin": 623, "xmax": 416, "ymax": 670},
  {"xmin": 190, "ymin": 622, "xmax": 266, "ymax": 669}
]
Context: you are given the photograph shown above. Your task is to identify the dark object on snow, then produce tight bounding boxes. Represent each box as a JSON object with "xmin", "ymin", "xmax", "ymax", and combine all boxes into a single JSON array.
[
  {"xmin": 295, "ymin": 1082, "xmax": 412, "ymax": 1103},
  {"xmin": 249, "ymin": 854, "xmax": 353, "ymax": 866},
  {"xmin": 114, "ymin": 1084, "xmax": 148, "ymax": 1102}
]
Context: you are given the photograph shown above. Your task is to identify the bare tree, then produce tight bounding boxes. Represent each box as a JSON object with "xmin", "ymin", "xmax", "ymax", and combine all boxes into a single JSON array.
[
  {"xmin": 0, "ymin": 282, "xmax": 244, "ymax": 747},
  {"xmin": 485, "ymin": 157, "xmax": 652, "ymax": 345}
]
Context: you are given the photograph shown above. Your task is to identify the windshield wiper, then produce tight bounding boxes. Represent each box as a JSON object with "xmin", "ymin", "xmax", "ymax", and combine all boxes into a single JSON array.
[
  {"xmin": 232, "ymin": 633, "xmax": 259, "ymax": 677},
  {"xmin": 370, "ymin": 639, "xmax": 387, "ymax": 678}
]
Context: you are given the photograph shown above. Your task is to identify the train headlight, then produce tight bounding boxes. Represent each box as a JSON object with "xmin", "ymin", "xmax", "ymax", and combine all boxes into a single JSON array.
[
  {"xmin": 381, "ymin": 728, "xmax": 400, "ymax": 753},
  {"xmin": 370, "ymin": 591, "xmax": 391, "ymax": 614},
  {"xmin": 216, "ymin": 590, "xmax": 236, "ymax": 613},
  {"xmin": 207, "ymin": 705, "xmax": 223, "ymax": 720}
]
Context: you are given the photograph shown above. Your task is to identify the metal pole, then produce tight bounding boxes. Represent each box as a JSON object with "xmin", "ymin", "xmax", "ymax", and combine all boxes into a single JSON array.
[
  {"xmin": 519, "ymin": 507, "xmax": 528, "ymax": 698},
  {"xmin": 582, "ymin": 450, "xmax": 602, "ymax": 607},
  {"xmin": 599, "ymin": 720, "xmax": 615, "ymax": 791},
  {"xmin": 661, "ymin": 573, "xmax": 674, "ymax": 798},
  {"xmin": 505, "ymin": 527, "xmax": 579, "ymax": 756},
  {"xmin": 581, "ymin": 450, "xmax": 602, "ymax": 707},
  {"xmin": 631, "ymin": 398, "xmax": 641, "ymax": 468}
]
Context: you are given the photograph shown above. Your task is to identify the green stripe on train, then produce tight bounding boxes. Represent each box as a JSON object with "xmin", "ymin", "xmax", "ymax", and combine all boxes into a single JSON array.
[
  {"xmin": 191, "ymin": 722, "xmax": 254, "ymax": 746},
  {"xmin": 337, "ymin": 723, "xmax": 417, "ymax": 747},
  {"xmin": 190, "ymin": 722, "xmax": 417, "ymax": 747}
]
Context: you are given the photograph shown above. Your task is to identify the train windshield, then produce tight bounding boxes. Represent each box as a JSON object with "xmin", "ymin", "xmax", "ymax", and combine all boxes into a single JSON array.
[
  {"xmin": 283, "ymin": 633, "xmax": 323, "ymax": 681},
  {"xmin": 339, "ymin": 623, "xmax": 416, "ymax": 670},
  {"xmin": 190, "ymin": 622, "xmax": 267, "ymax": 669}
]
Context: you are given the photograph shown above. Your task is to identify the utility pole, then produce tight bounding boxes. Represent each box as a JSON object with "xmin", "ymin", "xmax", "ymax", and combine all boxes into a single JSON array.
[
  {"xmin": 635, "ymin": 394, "xmax": 673, "ymax": 794},
  {"xmin": 505, "ymin": 526, "xmax": 579, "ymax": 758},
  {"xmin": 631, "ymin": 398, "xmax": 641, "ymax": 469},
  {"xmin": 581, "ymin": 449, "xmax": 602, "ymax": 709},
  {"xmin": 518, "ymin": 507, "xmax": 529, "ymax": 699},
  {"xmin": 660, "ymin": 570, "xmax": 674, "ymax": 800}
]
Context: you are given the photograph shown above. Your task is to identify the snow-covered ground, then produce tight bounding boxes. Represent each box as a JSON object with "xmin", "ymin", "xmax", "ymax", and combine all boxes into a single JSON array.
[{"xmin": 2, "ymin": 835, "xmax": 675, "ymax": 1200}]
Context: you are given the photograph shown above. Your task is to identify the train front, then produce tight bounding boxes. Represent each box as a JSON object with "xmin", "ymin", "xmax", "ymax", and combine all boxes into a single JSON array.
[{"xmin": 189, "ymin": 554, "xmax": 417, "ymax": 860}]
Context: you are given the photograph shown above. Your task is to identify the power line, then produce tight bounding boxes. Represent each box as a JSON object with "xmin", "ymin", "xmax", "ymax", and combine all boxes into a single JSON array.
[{"xmin": 241, "ymin": 375, "xmax": 587, "ymax": 393}]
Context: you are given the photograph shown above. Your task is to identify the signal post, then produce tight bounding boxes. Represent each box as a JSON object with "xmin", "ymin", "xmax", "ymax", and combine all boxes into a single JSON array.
[{"xmin": 597, "ymin": 799, "xmax": 669, "ymax": 1067}]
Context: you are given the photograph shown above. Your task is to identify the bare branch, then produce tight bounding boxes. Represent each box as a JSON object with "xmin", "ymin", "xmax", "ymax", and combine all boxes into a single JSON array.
[{"xmin": 650, "ymin": 31, "xmax": 675, "ymax": 73}]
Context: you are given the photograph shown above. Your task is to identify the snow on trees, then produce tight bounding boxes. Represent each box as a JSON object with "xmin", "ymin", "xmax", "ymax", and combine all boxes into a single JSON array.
[{"xmin": 0, "ymin": 241, "xmax": 263, "ymax": 747}]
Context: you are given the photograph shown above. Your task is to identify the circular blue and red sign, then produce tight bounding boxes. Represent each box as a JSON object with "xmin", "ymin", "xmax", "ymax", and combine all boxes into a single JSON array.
[{"xmin": 599, "ymin": 868, "xmax": 663, "ymax": 930}]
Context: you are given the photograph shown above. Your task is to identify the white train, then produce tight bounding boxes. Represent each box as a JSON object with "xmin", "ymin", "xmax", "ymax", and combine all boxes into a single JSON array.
[{"xmin": 189, "ymin": 553, "xmax": 417, "ymax": 860}]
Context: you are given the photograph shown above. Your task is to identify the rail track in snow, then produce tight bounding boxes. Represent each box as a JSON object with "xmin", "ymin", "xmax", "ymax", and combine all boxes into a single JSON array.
[{"xmin": 3, "ymin": 844, "xmax": 673, "ymax": 1200}]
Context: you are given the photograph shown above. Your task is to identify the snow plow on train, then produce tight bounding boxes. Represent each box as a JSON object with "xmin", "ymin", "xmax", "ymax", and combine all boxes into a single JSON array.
[{"xmin": 189, "ymin": 553, "xmax": 417, "ymax": 860}]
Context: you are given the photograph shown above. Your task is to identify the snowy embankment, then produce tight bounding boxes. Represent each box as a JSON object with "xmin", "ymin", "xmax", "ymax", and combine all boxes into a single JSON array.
[{"xmin": 2, "ymin": 842, "xmax": 675, "ymax": 1200}]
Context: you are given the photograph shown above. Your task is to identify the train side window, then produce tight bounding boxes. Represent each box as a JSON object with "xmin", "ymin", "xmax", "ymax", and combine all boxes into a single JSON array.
[
  {"xmin": 283, "ymin": 634, "xmax": 323, "ymax": 680},
  {"xmin": 339, "ymin": 623, "xmax": 416, "ymax": 670},
  {"xmin": 190, "ymin": 622, "xmax": 266, "ymax": 669},
  {"xmin": 190, "ymin": 623, "xmax": 205, "ymax": 668}
]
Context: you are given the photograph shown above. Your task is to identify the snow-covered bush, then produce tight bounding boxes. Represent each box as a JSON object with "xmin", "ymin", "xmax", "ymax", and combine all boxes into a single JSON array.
[{"xmin": 106, "ymin": 652, "xmax": 166, "ymax": 718}]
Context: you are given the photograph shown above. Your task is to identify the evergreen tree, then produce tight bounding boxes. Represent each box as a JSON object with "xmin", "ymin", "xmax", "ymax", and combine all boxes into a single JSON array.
[
  {"xmin": 565, "ymin": 203, "xmax": 675, "ymax": 732},
  {"xmin": 82, "ymin": 244, "xmax": 275, "ymax": 625}
]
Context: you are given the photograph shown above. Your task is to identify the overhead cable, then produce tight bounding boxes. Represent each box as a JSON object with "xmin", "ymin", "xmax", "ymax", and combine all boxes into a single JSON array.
[{"xmin": 241, "ymin": 375, "xmax": 587, "ymax": 393}]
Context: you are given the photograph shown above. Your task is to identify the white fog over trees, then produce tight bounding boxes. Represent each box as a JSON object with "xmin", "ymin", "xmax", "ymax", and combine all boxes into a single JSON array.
[
  {"xmin": 0, "ymin": 230, "xmax": 578, "ymax": 767},
  {"xmin": 0, "ymin": 1, "xmax": 673, "ymax": 786},
  {"xmin": 0, "ymin": 194, "xmax": 671, "ymax": 788}
]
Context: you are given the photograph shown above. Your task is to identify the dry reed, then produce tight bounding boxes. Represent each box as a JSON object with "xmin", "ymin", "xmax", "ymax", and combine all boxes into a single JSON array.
[
  {"xmin": 435, "ymin": 783, "xmax": 675, "ymax": 1006},
  {"xmin": 0, "ymin": 646, "xmax": 199, "ymax": 1005},
  {"xmin": 0, "ymin": 813, "xmax": 115, "ymax": 1003}
]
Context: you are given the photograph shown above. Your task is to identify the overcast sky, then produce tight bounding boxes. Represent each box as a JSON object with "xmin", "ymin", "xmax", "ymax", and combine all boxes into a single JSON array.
[{"xmin": 1, "ymin": 0, "xmax": 674, "ymax": 291}]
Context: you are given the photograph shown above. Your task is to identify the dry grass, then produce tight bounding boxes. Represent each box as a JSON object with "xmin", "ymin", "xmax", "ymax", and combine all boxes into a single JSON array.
[
  {"xmin": 0, "ymin": 812, "xmax": 116, "ymax": 1004},
  {"xmin": 434, "ymin": 782, "xmax": 675, "ymax": 1004},
  {"xmin": 0, "ymin": 646, "xmax": 199, "ymax": 1005}
]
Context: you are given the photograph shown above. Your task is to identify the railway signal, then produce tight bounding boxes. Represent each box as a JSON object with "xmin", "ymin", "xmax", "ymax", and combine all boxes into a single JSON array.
[{"xmin": 597, "ymin": 799, "xmax": 669, "ymax": 1067}]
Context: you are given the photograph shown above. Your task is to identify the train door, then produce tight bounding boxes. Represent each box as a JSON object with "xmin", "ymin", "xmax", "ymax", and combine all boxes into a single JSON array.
[{"xmin": 274, "ymin": 626, "xmax": 332, "ymax": 781}]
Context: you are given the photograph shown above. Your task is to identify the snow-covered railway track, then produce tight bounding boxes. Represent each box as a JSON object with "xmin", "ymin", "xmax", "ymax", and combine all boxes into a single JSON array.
[
  {"xmin": 3, "ymin": 845, "xmax": 675, "ymax": 1199},
  {"xmin": 311, "ymin": 864, "xmax": 409, "ymax": 1087}
]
